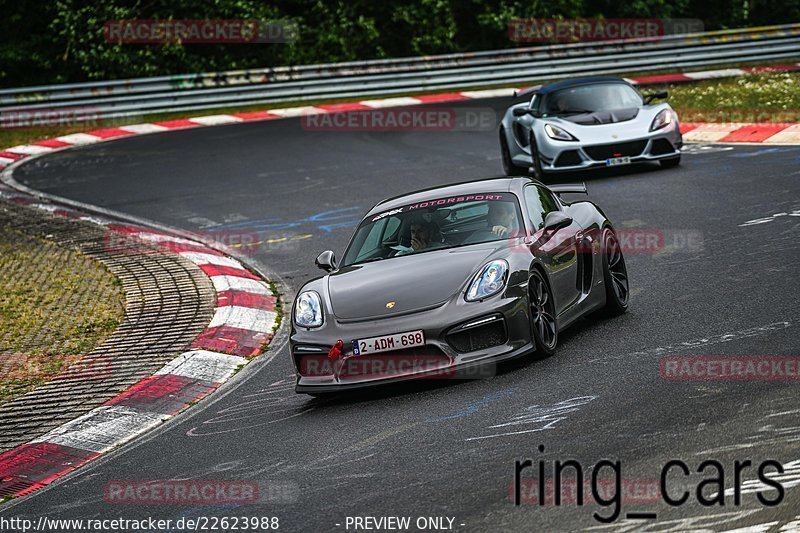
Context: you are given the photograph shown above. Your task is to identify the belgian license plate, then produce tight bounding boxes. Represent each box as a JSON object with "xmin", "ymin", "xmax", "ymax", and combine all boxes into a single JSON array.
[
  {"xmin": 352, "ymin": 330, "xmax": 425, "ymax": 355},
  {"xmin": 606, "ymin": 156, "xmax": 631, "ymax": 167}
]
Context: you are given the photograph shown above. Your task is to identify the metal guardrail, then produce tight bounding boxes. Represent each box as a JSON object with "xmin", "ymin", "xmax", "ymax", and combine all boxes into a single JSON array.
[{"xmin": 1, "ymin": 24, "xmax": 799, "ymax": 121}]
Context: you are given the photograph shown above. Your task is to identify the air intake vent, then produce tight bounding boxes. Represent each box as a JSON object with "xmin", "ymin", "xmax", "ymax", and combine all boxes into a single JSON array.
[
  {"xmin": 584, "ymin": 140, "xmax": 647, "ymax": 161},
  {"xmin": 650, "ymin": 138, "xmax": 675, "ymax": 156},
  {"xmin": 555, "ymin": 150, "xmax": 582, "ymax": 167},
  {"xmin": 447, "ymin": 316, "xmax": 507, "ymax": 353},
  {"xmin": 513, "ymin": 122, "xmax": 530, "ymax": 147}
]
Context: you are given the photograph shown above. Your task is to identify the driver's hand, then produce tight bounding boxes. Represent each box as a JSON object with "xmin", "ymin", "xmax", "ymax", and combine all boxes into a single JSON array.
[
  {"xmin": 491, "ymin": 225, "xmax": 509, "ymax": 237},
  {"xmin": 411, "ymin": 237, "xmax": 428, "ymax": 250}
]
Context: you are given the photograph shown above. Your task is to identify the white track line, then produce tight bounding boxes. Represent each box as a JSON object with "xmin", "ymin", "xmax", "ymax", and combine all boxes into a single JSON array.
[
  {"xmin": 209, "ymin": 305, "xmax": 277, "ymax": 332},
  {"xmin": 189, "ymin": 115, "xmax": 243, "ymax": 126},
  {"xmin": 33, "ymin": 406, "xmax": 166, "ymax": 454},
  {"xmin": 120, "ymin": 123, "xmax": 169, "ymax": 134},
  {"xmin": 156, "ymin": 350, "xmax": 248, "ymax": 382},
  {"xmin": 211, "ymin": 275, "xmax": 271, "ymax": 295},
  {"xmin": 55, "ymin": 133, "xmax": 103, "ymax": 145},
  {"xmin": 179, "ymin": 251, "xmax": 244, "ymax": 268}
]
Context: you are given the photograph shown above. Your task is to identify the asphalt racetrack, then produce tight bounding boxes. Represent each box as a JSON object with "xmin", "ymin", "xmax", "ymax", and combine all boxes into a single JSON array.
[{"xmin": 6, "ymin": 97, "xmax": 800, "ymax": 532}]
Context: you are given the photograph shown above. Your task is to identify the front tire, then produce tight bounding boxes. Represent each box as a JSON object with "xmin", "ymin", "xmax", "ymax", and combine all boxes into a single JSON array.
[
  {"xmin": 528, "ymin": 270, "xmax": 557, "ymax": 356},
  {"xmin": 528, "ymin": 132, "xmax": 545, "ymax": 180},
  {"xmin": 594, "ymin": 229, "xmax": 629, "ymax": 317},
  {"xmin": 500, "ymin": 128, "xmax": 529, "ymax": 175}
]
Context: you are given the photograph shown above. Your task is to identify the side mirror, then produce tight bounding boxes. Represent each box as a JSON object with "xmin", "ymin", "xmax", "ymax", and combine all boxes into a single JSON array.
[
  {"xmin": 315, "ymin": 250, "xmax": 337, "ymax": 272},
  {"xmin": 644, "ymin": 90, "xmax": 668, "ymax": 104},
  {"xmin": 513, "ymin": 107, "xmax": 531, "ymax": 117},
  {"xmin": 543, "ymin": 211, "xmax": 573, "ymax": 232}
]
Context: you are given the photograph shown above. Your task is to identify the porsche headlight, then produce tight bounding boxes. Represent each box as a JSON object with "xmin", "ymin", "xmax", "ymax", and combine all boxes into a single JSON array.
[
  {"xmin": 650, "ymin": 109, "xmax": 673, "ymax": 131},
  {"xmin": 295, "ymin": 291, "xmax": 323, "ymax": 328},
  {"xmin": 466, "ymin": 260, "xmax": 509, "ymax": 302},
  {"xmin": 544, "ymin": 123, "xmax": 578, "ymax": 141}
]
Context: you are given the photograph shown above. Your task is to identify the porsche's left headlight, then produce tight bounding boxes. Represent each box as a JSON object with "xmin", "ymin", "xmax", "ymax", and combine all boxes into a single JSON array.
[
  {"xmin": 295, "ymin": 291, "xmax": 323, "ymax": 328},
  {"xmin": 544, "ymin": 123, "xmax": 578, "ymax": 141},
  {"xmin": 466, "ymin": 260, "xmax": 509, "ymax": 302},
  {"xmin": 650, "ymin": 109, "xmax": 673, "ymax": 131}
]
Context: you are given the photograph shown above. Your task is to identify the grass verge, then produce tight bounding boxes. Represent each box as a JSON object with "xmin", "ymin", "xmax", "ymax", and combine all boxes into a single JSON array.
[
  {"xmin": 664, "ymin": 72, "xmax": 799, "ymax": 123},
  {"xmin": 0, "ymin": 227, "xmax": 125, "ymax": 405}
]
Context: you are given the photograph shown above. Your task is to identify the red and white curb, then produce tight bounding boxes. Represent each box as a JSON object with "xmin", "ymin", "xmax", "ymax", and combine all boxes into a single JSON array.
[
  {"xmin": 0, "ymin": 187, "xmax": 276, "ymax": 499},
  {"xmin": 1, "ymin": 63, "xmax": 799, "ymax": 173},
  {"xmin": 680, "ymin": 122, "xmax": 800, "ymax": 143},
  {"xmin": 108, "ymin": 225, "xmax": 278, "ymax": 357}
]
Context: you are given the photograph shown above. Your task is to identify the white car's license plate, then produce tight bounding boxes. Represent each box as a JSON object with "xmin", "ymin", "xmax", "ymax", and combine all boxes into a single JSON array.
[
  {"xmin": 606, "ymin": 156, "xmax": 631, "ymax": 167},
  {"xmin": 352, "ymin": 330, "xmax": 425, "ymax": 355}
]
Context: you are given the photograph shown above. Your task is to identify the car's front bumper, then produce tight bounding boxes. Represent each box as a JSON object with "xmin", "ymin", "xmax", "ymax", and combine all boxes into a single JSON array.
[
  {"xmin": 290, "ymin": 293, "xmax": 532, "ymax": 393},
  {"xmin": 513, "ymin": 129, "xmax": 683, "ymax": 173}
]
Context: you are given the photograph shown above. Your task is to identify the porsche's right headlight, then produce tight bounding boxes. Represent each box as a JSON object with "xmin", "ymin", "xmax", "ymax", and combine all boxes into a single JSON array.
[
  {"xmin": 466, "ymin": 260, "xmax": 509, "ymax": 302},
  {"xmin": 295, "ymin": 291, "xmax": 323, "ymax": 328}
]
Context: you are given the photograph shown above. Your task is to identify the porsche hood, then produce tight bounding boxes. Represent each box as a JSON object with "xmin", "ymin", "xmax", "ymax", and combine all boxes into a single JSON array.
[{"xmin": 326, "ymin": 245, "xmax": 498, "ymax": 320}]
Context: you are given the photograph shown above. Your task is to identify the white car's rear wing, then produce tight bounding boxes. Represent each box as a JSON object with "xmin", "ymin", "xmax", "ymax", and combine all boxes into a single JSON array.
[{"xmin": 513, "ymin": 85, "xmax": 541, "ymax": 99}]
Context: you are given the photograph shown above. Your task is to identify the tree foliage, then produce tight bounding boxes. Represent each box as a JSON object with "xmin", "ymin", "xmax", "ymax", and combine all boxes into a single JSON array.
[{"xmin": 1, "ymin": 0, "xmax": 798, "ymax": 88}]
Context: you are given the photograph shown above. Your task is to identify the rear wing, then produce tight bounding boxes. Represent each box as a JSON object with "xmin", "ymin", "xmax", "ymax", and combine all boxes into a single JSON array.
[
  {"xmin": 549, "ymin": 183, "xmax": 588, "ymax": 197},
  {"xmin": 513, "ymin": 85, "xmax": 541, "ymax": 100}
]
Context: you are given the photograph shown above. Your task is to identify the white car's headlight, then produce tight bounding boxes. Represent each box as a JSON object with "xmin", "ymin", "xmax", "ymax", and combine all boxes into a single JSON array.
[
  {"xmin": 544, "ymin": 123, "xmax": 578, "ymax": 141},
  {"xmin": 466, "ymin": 260, "xmax": 509, "ymax": 302},
  {"xmin": 650, "ymin": 109, "xmax": 673, "ymax": 131},
  {"xmin": 295, "ymin": 291, "xmax": 323, "ymax": 328}
]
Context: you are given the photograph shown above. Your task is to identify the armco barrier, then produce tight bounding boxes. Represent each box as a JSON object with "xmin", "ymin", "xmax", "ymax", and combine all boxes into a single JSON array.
[{"xmin": 1, "ymin": 24, "xmax": 799, "ymax": 121}]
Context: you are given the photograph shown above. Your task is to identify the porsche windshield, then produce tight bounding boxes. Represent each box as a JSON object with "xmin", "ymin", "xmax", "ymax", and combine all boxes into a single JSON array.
[
  {"xmin": 543, "ymin": 83, "xmax": 643, "ymax": 116},
  {"xmin": 342, "ymin": 193, "xmax": 524, "ymax": 266}
]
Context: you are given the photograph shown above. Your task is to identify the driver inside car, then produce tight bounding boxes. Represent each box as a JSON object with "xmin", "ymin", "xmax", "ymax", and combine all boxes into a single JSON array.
[
  {"xmin": 409, "ymin": 221, "xmax": 433, "ymax": 251},
  {"xmin": 391, "ymin": 218, "xmax": 444, "ymax": 256},
  {"xmin": 487, "ymin": 201, "xmax": 519, "ymax": 237},
  {"xmin": 462, "ymin": 201, "xmax": 520, "ymax": 245}
]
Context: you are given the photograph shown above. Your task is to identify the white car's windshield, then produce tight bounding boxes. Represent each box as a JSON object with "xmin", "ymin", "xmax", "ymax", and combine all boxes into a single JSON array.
[
  {"xmin": 543, "ymin": 83, "xmax": 643, "ymax": 116},
  {"xmin": 342, "ymin": 193, "xmax": 524, "ymax": 266}
]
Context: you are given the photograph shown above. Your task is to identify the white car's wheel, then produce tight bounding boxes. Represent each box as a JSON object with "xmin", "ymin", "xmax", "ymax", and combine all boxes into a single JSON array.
[{"xmin": 528, "ymin": 132, "xmax": 544, "ymax": 180}]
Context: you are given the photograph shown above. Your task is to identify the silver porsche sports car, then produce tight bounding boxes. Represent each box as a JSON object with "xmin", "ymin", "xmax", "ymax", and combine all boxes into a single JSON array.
[
  {"xmin": 290, "ymin": 176, "xmax": 629, "ymax": 394},
  {"xmin": 499, "ymin": 76, "xmax": 682, "ymax": 178}
]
